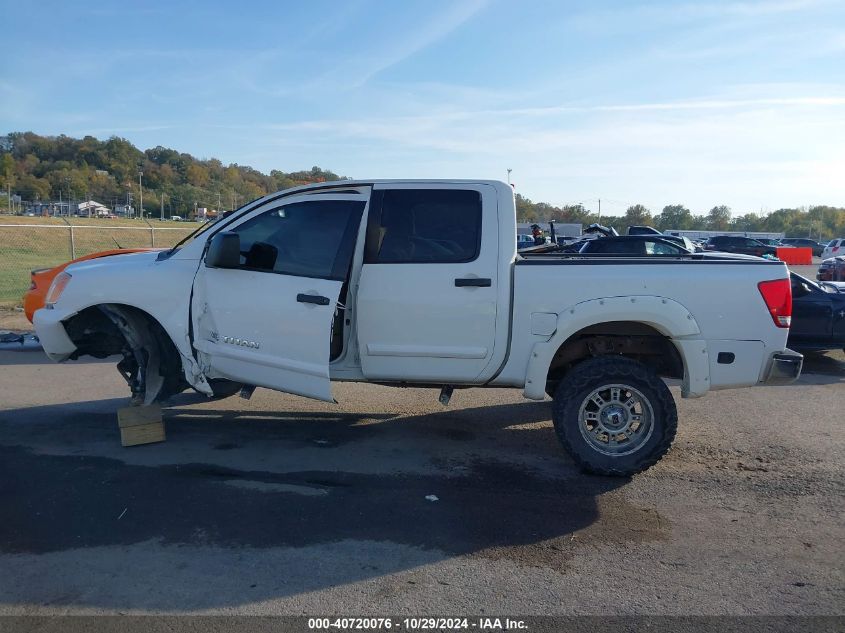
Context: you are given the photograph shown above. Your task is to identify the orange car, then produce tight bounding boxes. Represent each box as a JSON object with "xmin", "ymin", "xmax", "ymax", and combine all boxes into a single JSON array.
[{"xmin": 23, "ymin": 249, "xmax": 161, "ymax": 322}]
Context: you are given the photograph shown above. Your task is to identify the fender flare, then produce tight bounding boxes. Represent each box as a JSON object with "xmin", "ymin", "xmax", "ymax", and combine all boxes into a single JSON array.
[{"xmin": 522, "ymin": 295, "xmax": 708, "ymax": 400}]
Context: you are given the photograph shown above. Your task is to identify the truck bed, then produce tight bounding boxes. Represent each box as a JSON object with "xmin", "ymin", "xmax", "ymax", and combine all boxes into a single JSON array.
[{"xmin": 494, "ymin": 252, "xmax": 791, "ymax": 395}]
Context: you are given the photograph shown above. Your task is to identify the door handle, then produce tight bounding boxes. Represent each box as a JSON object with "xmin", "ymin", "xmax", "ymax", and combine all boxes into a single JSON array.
[
  {"xmin": 454, "ymin": 278, "xmax": 492, "ymax": 287},
  {"xmin": 297, "ymin": 293, "xmax": 330, "ymax": 305}
]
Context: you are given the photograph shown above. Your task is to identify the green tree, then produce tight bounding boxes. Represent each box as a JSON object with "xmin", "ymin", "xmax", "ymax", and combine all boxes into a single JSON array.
[
  {"xmin": 17, "ymin": 174, "xmax": 52, "ymax": 201},
  {"xmin": 623, "ymin": 204, "xmax": 652, "ymax": 227},
  {"xmin": 655, "ymin": 204, "xmax": 693, "ymax": 231},
  {"xmin": 731, "ymin": 213, "xmax": 762, "ymax": 232},
  {"xmin": 707, "ymin": 205, "xmax": 731, "ymax": 231},
  {"xmin": 1, "ymin": 152, "xmax": 14, "ymax": 212},
  {"xmin": 186, "ymin": 163, "xmax": 210, "ymax": 187},
  {"xmin": 1, "ymin": 152, "xmax": 14, "ymax": 184}
]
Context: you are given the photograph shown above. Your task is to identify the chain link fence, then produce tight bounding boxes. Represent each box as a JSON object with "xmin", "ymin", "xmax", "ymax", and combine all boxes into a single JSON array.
[{"xmin": 0, "ymin": 222, "xmax": 195, "ymax": 306}]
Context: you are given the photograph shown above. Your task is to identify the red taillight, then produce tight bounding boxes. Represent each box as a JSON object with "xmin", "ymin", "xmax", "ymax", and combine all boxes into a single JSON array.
[{"xmin": 758, "ymin": 279, "xmax": 792, "ymax": 328}]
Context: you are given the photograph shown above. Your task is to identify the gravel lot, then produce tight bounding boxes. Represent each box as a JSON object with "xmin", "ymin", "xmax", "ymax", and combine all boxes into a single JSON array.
[
  {"xmin": 0, "ymin": 343, "xmax": 842, "ymax": 617},
  {"xmin": 1, "ymin": 258, "xmax": 842, "ymax": 622}
]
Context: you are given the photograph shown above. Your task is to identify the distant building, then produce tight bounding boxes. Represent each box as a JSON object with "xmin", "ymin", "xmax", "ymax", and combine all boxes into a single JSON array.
[
  {"xmin": 77, "ymin": 200, "xmax": 110, "ymax": 217},
  {"xmin": 192, "ymin": 207, "xmax": 219, "ymax": 220},
  {"xmin": 115, "ymin": 204, "xmax": 134, "ymax": 217},
  {"xmin": 25, "ymin": 201, "xmax": 72, "ymax": 216}
]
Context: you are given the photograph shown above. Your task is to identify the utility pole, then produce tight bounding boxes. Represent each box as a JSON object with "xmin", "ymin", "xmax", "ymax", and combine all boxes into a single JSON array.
[
  {"xmin": 598, "ymin": 198, "xmax": 601, "ymax": 221},
  {"xmin": 138, "ymin": 168, "xmax": 144, "ymax": 220},
  {"xmin": 217, "ymin": 192, "xmax": 221, "ymax": 214},
  {"xmin": 507, "ymin": 168, "xmax": 512, "ymax": 185},
  {"xmin": 160, "ymin": 192, "xmax": 164, "ymax": 221}
]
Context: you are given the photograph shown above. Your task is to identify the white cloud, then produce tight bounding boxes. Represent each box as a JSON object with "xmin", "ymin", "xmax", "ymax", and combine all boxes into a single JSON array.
[
  {"xmin": 228, "ymin": 90, "xmax": 845, "ymax": 212},
  {"xmin": 301, "ymin": 0, "xmax": 490, "ymax": 91}
]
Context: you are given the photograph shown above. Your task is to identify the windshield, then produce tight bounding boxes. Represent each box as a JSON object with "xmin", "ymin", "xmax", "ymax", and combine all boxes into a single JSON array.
[
  {"xmin": 167, "ymin": 217, "xmax": 220, "ymax": 252},
  {"xmin": 161, "ymin": 201, "xmax": 256, "ymax": 257},
  {"xmin": 792, "ymin": 272, "xmax": 824, "ymax": 293}
]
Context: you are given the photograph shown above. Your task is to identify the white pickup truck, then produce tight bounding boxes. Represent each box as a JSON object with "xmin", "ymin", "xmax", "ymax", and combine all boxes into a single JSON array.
[{"xmin": 34, "ymin": 180, "xmax": 802, "ymax": 475}]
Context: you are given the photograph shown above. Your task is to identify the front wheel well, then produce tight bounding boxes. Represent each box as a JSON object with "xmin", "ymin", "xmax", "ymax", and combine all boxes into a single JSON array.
[
  {"xmin": 545, "ymin": 321, "xmax": 684, "ymax": 395},
  {"xmin": 63, "ymin": 304, "xmax": 187, "ymax": 403}
]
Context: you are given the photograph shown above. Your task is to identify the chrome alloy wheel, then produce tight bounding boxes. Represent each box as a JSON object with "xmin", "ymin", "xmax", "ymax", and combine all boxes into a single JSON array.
[{"xmin": 578, "ymin": 383, "xmax": 655, "ymax": 456}]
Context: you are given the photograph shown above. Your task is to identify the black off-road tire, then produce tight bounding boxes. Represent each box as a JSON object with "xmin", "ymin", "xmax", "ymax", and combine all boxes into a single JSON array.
[{"xmin": 552, "ymin": 356, "xmax": 677, "ymax": 476}]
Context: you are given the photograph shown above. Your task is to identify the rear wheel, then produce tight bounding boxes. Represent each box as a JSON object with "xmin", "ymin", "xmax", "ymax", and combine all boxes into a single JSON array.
[{"xmin": 552, "ymin": 356, "xmax": 677, "ymax": 476}]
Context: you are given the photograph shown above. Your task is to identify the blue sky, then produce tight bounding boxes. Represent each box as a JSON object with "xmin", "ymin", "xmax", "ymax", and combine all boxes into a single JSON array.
[{"xmin": 2, "ymin": 0, "xmax": 844, "ymax": 215}]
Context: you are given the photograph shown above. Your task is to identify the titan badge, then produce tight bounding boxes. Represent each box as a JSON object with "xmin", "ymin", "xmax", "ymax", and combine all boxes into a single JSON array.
[{"xmin": 222, "ymin": 336, "xmax": 260, "ymax": 349}]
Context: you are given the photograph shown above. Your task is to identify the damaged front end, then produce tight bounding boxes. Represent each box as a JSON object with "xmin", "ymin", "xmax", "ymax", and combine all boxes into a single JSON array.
[{"xmin": 63, "ymin": 304, "xmax": 189, "ymax": 405}]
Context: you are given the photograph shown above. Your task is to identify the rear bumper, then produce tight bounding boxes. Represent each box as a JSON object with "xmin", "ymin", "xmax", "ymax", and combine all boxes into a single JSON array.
[
  {"xmin": 762, "ymin": 349, "xmax": 803, "ymax": 385},
  {"xmin": 32, "ymin": 307, "xmax": 77, "ymax": 361}
]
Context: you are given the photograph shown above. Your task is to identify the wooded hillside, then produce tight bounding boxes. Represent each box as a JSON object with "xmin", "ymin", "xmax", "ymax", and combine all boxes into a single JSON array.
[
  {"xmin": 0, "ymin": 132, "xmax": 344, "ymax": 217},
  {"xmin": 1, "ymin": 131, "xmax": 842, "ymax": 238}
]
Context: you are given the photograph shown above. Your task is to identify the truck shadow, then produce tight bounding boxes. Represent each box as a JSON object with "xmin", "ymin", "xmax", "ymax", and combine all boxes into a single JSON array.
[
  {"xmin": 797, "ymin": 349, "xmax": 845, "ymax": 379},
  {"xmin": 0, "ymin": 396, "xmax": 648, "ymax": 611}
]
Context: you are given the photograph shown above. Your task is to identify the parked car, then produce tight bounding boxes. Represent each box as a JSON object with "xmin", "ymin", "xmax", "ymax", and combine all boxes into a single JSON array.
[
  {"xmin": 659, "ymin": 234, "xmax": 700, "ymax": 252},
  {"xmin": 789, "ymin": 273, "xmax": 845, "ymax": 353},
  {"xmin": 780, "ymin": 238, "xmax": 826, "ymax": 257},
  {"xmin": 23, "ymin": 248, "xmax": 161, "ymax": 322},
  {"xmin": 755, "ymin": 238, "xmax": 786, "ymax": 248},
  {"xmin": 821, "ymin": 238, "xmax": 845, "ymax": 260},
  {"xmin": 703, "ymin": 236, "xmax": 777, "ymax": 257},
  {"xmin": 554, "ymin": 235, "xmax": 581, "ymax": 247},
  {"xmin": 556, "ymin": 237, "xmax": 594, "ymax": 252},
  {"xmin": 517, "ymin": 234, "xmax": 536, "ymax": 249},
  {"xmin": 817, "ymin": 256, "xmax": 845, "ymax": 282},
  {"xmin": 627, "ymin": 225, "xmax": 663, "ymax": 236},
  {"xmin": 579, "ymin": 236, "xmax": 691, "ymax": 255},
  {"xmin": 625, "ymin": 226, "xmax": 700, "ymax": 252},
  {"xmin": 33, "ymin": 179, "xmax": 801, "ymax": 476}
]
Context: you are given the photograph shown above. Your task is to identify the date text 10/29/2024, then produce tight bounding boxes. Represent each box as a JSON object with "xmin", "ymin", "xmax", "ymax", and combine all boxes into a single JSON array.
[{"xmin": 308, "ymin": 618, "xmax": 528, "ymax": 631}]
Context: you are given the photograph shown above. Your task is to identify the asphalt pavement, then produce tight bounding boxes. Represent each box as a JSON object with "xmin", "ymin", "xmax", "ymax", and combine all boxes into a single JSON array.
[{"xmin": 0, "ymin": 345, "xmax": 842, "ymax": 617}]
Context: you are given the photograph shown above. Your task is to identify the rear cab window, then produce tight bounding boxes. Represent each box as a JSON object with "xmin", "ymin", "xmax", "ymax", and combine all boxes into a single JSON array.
[{"xmin": 365, "ymin": 189, "xmax": 482, "ymax": 263}]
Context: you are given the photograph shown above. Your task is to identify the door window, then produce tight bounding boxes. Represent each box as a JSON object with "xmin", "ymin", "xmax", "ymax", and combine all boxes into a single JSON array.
[
  {"xmin": 369, "ymin": 189, "xmax": 482, "ymax": 263},
  {"xmin": 231, "ymin": 200, "xmax": 365, "ymax": 280},
  {"xmin": 647, "ymin": 240, "xmax": 682, "ymax": 255}
]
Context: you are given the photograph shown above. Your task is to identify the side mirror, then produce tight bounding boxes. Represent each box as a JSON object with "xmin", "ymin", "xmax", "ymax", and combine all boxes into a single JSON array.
[{"xmin": 206, "ymin": 232, "xmax": 241, "ymax": 269}]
